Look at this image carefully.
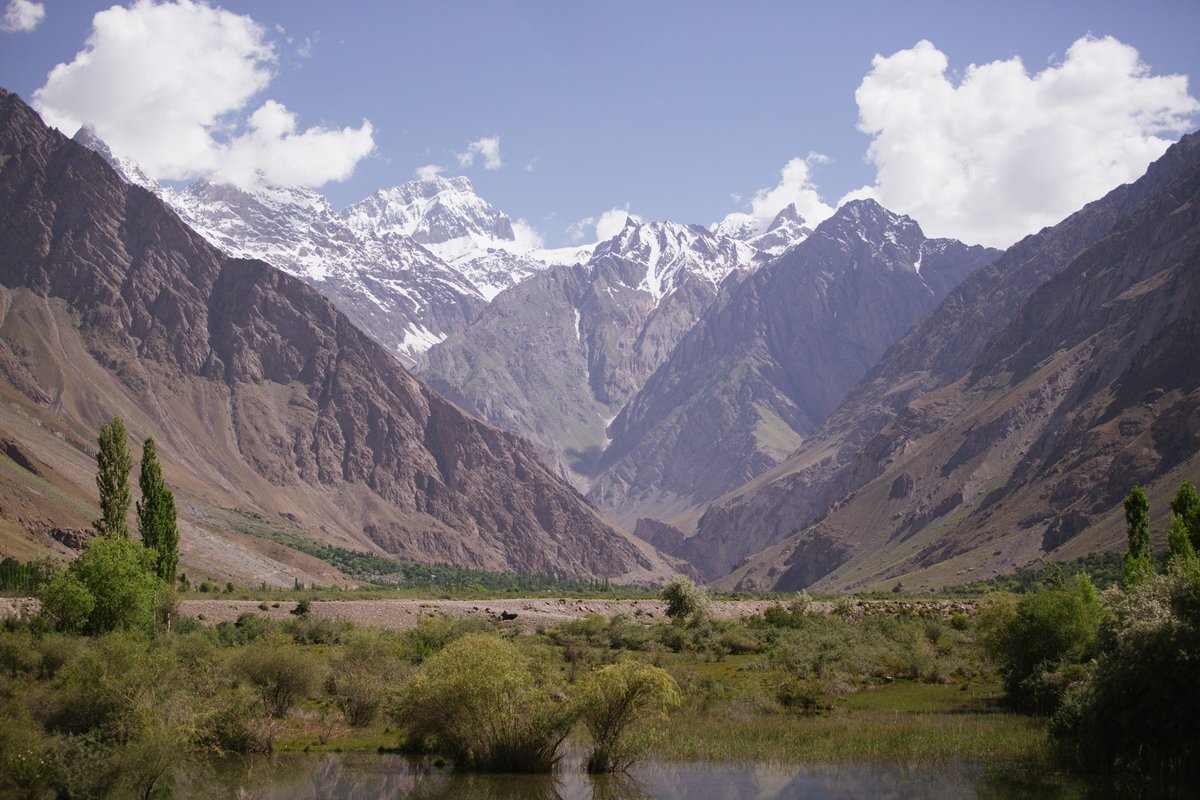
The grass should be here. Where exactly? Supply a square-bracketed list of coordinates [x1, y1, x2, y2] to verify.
[656, 677, 1044, 763]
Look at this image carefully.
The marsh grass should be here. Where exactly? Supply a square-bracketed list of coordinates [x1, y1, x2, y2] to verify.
[657, 679, 1044, 763]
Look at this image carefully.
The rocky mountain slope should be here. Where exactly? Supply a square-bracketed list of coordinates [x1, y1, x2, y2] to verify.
[0, 88, 679, 585]
[343, 176, 590, 300]
[590, 201, 998, 528]
[701, 132, 1200, 591]
[75, 132, 589, 367]
[420, 217, 767, 486]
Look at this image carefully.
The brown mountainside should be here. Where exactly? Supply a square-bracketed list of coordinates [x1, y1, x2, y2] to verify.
[704, 132, 1200, 591]
[589, 201, 997, 531]
[0, 88, 678, 585]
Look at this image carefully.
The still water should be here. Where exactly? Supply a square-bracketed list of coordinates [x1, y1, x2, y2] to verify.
[176, 753, 1096, 799]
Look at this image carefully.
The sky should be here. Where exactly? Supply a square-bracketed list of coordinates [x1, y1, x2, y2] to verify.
[1, 1, 1199, 248]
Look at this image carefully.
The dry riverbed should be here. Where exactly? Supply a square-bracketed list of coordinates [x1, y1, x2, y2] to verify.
[0, 596, 974, 633]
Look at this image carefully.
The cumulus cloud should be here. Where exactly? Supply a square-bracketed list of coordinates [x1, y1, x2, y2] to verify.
[511, 219, 545, 250]
[844, 36, 1200, 247]
[1, 0, 44, 32]
[457, 136, 503, 170]
[415, 163, 445, 180]
[567, 205, 641, 243]
[715, 153, 836, 237]
[32, 0, 374, 189]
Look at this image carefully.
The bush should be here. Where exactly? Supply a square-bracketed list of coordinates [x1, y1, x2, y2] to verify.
[980, 576, 1101, 712]
[394, 633, 573, 772]
[69, 536, 160, 634]
[774, 675, 833, 715]
[1051, 571, 1200, 777]
[574, 659, 680, 772]
[660, 576, 709, 624]
[232, 636, 321, 717]
[196, 685, 275, 754]
[38, 573, 95, 634]
[404, 614, 492, 662]
[327, 629, 407, 727]
[216, 612, 276, 645]
[42, 633, 178, 743]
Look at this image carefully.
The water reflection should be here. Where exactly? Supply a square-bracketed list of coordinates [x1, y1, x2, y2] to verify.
[178, 752, 1101, 800]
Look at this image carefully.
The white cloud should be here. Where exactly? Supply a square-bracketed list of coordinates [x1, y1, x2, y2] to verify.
[457, 136, 502, 170]
[511, 219, 545, 250]
[1, 0, 44, 32]
[715, 153, 835, 236]
[32, 0, 374, 189]
[567, 205, 641, 243]
[596, 207, 638, 241]
[415, 163, 445, 180]
[844, 36, 1200, 247]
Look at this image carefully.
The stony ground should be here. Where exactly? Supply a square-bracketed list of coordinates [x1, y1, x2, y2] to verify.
[1, 596, 976, 634]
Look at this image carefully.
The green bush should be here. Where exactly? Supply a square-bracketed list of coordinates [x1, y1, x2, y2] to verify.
[196, 685, 275, 754]
[38, 572, 95, 634]
[1051, 571, 1200, 777]
[232, 636, 322, 717]
[574, 659, 680, 773]
[404, 614, 492, 662]
[980, 576, 1101, 712]
[69, 536, 160, 634]
[394, 633, 573, 772]
[661, 576, 709, 624]
[41, 633, 179, 743]
[327, 629, 408, 727]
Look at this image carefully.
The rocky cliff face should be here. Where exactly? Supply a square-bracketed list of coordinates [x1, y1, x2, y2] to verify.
[0, 88, 678, 584]
[706, 132, 1200, 591]
[76, 128, 488, 367]
[590, 201, 997, 531]
[420, 219, 763, 487]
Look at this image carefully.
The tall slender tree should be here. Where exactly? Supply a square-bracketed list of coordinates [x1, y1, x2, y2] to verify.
[1122, 486, 1153, 588]
[137, 437, 178, 582]
[1166, 512, 1197, 568]
[1169, 480, 1200, 550]
[94, 416, 132, 538]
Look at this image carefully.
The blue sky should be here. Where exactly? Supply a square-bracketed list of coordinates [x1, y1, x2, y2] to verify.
[2, 1, 1199, 247]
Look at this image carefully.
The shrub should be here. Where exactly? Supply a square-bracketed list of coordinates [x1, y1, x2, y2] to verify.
[232, 636, 321, 717]
[328, 629, 407, 727]
[196, 686, 275, 754]
[404, 614, 492, 662]
[394, 633, 573, 772]
[774, 675, 833, 715]
[42, 633, 178, 743]
[980, 576, 1101, 711]
[660, 576, 709, 624]
[1051, 571, 1200, 777]
[69, 536, 160, 634]
[574, 659, 680, 772]
[0, 631, 41, 676]
[38, 572, 95, 634]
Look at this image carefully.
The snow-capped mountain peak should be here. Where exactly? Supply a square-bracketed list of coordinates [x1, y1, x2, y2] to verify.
[342, 175, 515, 248]
[594, 219, 756, 301]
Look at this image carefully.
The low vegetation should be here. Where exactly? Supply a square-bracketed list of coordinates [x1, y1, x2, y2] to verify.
[0, 419, 1194, 793]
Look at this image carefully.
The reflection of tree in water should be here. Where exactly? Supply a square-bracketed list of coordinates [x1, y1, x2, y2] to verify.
[588, 772, 652, 800]
[405, 771, 564, 800]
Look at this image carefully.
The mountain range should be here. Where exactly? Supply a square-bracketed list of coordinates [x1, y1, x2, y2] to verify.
[0, 88, 678, 586]
[3, 81, 1198, 593]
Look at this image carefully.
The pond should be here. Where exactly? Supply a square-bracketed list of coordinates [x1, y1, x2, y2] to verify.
[177, 753, 1098, 799]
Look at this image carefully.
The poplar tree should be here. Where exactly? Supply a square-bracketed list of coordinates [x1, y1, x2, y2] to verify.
[137, 437, 179, 582]
[1166, 512, 1197, 568]
[1122, 486, 1153, 588]
[1168, 480, 1200, 550]
[94, 416, 132, 538]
